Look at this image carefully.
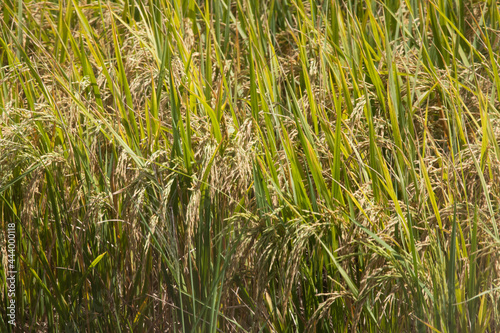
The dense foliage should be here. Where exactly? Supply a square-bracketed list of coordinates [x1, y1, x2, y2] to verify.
[1, 0, 500, 331]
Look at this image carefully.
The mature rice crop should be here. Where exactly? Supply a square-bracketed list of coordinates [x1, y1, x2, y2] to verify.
[1, 0, 500, 331]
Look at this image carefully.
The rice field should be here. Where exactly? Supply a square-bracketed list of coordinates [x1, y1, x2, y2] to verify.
[1, 0, 500, 331]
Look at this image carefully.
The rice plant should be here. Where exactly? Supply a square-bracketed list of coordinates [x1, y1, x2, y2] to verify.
[1, 0, 499, 331]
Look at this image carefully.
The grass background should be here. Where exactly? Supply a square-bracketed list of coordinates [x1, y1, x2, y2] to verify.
[1, 0, 500, 331]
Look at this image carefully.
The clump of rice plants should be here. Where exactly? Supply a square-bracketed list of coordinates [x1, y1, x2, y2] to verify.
[1, 0, 499, 331]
